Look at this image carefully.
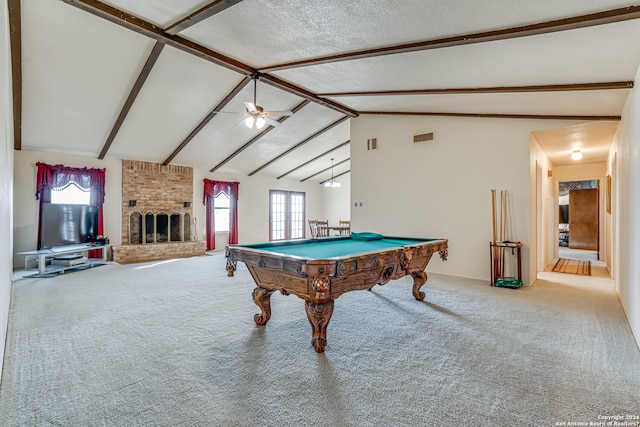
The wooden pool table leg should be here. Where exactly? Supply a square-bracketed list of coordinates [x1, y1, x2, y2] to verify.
[411, 271, 428, 301]
[304, 300, 335, 353]
[252, 287, 274, 325]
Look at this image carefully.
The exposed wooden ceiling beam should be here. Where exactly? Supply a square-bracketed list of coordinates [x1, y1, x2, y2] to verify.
[359, 111, 621, 121]
[277, 140, 350, 179]
[8, 0, 21, 150]
[248, 116, 349, 176]
[163, 76, 253, 166]
[259, 6, 640, 72]
[99, 41, 165, 159]
[318, 81, 635, 97]
[165, 0, 245, 35]
[60, 0, 357, 117]
[209, 100, 311, 173]
[301, 158, 350, 183]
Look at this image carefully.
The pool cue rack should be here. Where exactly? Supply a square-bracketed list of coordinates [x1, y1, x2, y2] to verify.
[489, 241, 523, 287]
[489, 189, 523, 287]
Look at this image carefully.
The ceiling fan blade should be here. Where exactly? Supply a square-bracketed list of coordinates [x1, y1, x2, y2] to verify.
[244, 102, 258, 114]
[262, 110, 294, 117]
[264, 117, 281, 127]
[235, 117, 249, 126]
[214, 110, 243, 116]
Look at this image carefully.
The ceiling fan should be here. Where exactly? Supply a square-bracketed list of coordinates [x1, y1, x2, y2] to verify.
[241, 77, 293, 129]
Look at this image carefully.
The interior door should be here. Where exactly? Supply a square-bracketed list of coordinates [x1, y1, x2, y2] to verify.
[569, 188, 598, 251]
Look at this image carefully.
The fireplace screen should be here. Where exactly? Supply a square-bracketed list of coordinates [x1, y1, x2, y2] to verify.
[129, 211, 191, 244]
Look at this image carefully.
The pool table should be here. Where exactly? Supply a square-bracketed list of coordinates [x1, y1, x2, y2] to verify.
[225, 235, 448, 352]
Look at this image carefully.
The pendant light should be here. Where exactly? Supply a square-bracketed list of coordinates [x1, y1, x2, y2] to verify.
[324, 158, 341, 188]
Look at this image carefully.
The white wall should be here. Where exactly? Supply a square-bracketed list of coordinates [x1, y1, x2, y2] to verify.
[529, 135, 554, 273]
[614, 63, 640, 349]
[1, 0, 14, 381]
[351, 114, 584, 284]
[320, 175, 350, 227]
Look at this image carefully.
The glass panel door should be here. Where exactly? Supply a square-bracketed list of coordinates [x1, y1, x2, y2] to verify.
[269, 190, 306, 241]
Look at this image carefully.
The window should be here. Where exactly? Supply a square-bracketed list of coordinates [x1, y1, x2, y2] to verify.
[214, 192, 230, 232]
[269, 190, 305, 241]
[50, 183, 91, 205]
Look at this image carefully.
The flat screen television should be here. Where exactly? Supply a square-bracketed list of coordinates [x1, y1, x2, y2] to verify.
[559, 204, 569, 224]
[40, 203, 99, 249]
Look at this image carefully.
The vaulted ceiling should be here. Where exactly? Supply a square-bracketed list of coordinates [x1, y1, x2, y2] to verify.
[10, 1, 640, 183]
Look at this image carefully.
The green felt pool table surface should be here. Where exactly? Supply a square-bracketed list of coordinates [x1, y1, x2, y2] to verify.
[234, 236, 436, 259]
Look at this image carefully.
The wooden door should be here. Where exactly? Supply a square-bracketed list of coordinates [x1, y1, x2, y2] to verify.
[568, 188, 598, 250]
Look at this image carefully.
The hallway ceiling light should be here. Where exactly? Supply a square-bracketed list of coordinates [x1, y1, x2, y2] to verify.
[571, 150, 583, 161]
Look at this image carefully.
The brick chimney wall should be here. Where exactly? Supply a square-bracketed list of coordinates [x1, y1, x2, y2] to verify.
[112, 160, 205, 263]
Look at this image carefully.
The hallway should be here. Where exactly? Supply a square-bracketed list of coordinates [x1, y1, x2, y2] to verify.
[538, 246, 613, 289]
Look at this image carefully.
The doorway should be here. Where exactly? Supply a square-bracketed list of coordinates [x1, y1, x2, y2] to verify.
[269, 190, 306, 241]
[558, 180, 600, 263]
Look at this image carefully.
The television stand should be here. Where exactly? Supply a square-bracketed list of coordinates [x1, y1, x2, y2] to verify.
[19, 244, 108, 276]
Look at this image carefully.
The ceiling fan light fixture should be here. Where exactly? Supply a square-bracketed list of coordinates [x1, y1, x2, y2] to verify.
[255, 117, 266, 129]
[571, 150, 582, 160]
[244, 116, 255, 128]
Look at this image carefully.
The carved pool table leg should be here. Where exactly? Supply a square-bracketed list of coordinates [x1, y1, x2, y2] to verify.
[252, 287, 274, 325]
[411, 271, 428, 301]
[304, 300, 335, 353]
[226, 259, 237, 277]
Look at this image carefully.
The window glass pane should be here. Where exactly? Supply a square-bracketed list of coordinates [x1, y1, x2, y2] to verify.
[271, 192, 285, 241]
[290, 193, 304, 239]
[51, 183, 91, 205]
[215, 208, 230, 232]
[214, 193, 230, 232]
[214, 192, 230, 208]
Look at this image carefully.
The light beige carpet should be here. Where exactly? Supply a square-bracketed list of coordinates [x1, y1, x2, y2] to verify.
[552, 257, 591, 275]
[1, 252, 639, 426]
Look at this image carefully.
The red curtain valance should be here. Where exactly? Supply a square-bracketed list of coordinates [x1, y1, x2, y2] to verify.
[36, 162, 106, 205]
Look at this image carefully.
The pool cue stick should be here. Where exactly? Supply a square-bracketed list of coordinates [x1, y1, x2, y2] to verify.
[500, 190, 506, 277]
[491, 189, 497, 284]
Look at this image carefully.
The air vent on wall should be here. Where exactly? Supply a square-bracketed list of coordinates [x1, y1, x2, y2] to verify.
[367, 138, 377, 150]
[413, 132, 435, 143]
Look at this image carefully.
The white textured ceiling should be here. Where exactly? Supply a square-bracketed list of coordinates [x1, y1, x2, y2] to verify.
[17, 0, 640, 184]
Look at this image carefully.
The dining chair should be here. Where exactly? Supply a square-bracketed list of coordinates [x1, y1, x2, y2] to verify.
[316, 220, 329, 237]
[339, 220, 350, 235]
[308, 219, 318, 238]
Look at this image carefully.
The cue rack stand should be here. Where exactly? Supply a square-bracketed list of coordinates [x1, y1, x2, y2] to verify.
[489, 189, 523, 288]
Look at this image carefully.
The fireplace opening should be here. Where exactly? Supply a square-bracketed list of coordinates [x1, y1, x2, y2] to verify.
[129, 211, 191, 244]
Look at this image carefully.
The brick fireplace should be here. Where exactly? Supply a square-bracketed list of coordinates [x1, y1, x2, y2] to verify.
[111, 160, 206, 264]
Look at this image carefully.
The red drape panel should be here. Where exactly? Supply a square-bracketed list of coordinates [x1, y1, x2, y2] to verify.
[36, 162, 106, 251]
[228, 182, 239, 245]
[203, 179, 239, 250]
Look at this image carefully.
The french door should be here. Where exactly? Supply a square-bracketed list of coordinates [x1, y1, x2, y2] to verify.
[269, 190, 305, 241]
